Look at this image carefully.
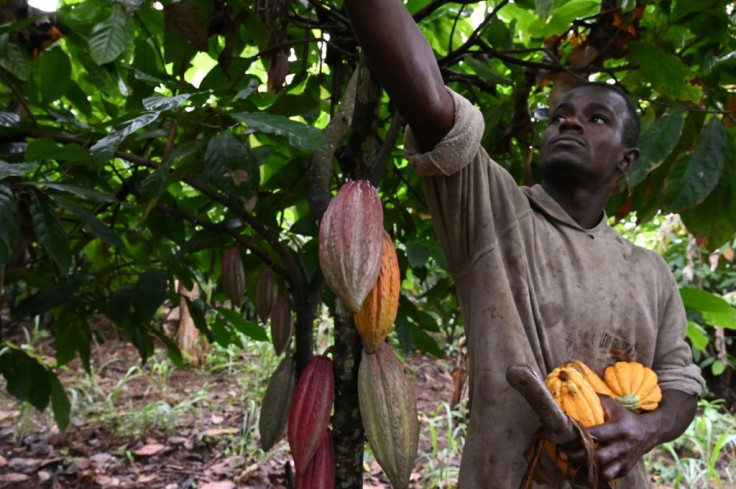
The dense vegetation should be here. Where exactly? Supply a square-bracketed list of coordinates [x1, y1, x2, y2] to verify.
[1, 0, 735, 486]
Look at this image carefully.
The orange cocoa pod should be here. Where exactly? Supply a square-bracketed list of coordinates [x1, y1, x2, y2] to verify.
[354, 232, 400, 353]
[318, 180, 384, 314]
[288, 355, 334, 475]
[221, 246, 245, 307]
[270, 294, 292, 356]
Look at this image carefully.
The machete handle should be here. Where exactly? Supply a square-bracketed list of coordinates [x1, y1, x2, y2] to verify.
[506, 363, 577, 445]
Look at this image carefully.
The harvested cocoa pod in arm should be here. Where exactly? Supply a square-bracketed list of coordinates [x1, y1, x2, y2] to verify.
[344, 0, 455, 151]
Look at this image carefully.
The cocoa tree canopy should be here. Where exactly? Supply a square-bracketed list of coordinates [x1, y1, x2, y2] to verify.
[0, 0, 734, 431]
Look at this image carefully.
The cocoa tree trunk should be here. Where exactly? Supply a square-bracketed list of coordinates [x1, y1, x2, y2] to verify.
[331, 58, 382, 489]
[332, 301, 365, 489]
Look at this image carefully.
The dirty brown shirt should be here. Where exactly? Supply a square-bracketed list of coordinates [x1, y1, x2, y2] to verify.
[404, 89, 705, 489]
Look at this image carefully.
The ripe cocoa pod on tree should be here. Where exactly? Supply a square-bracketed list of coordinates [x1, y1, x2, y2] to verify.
[358, 343, 419, 489]
[354, 231, 400, 353]
[318, 180, 384, 314]
[270, 294, 292, 356]
[259, 355, 297, 451]
[288, 355, 334, 475]
[295, 429, 336, 489]
[256, 267, 278, 324]
[221, 246, 245, 307]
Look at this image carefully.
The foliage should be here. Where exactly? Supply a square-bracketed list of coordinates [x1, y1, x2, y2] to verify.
[647, 399, 736, 488]
[0, 0, 735, 484]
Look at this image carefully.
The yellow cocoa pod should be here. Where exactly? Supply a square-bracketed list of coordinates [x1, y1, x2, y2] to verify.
[561, 360, 616, 398]
[354, 231, 400, 354]
[603, 361, 662, 412]
[545, 365, 606, 428]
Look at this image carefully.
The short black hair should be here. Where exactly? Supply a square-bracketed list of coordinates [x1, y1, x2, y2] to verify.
[567, 82, 641, 147]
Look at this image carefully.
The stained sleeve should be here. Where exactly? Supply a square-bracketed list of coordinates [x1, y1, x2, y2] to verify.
[652, 257, 706, 395]
[403, 88, 529, 276]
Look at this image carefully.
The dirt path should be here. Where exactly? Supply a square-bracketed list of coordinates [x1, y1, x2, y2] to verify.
[0, 336, 460, 489]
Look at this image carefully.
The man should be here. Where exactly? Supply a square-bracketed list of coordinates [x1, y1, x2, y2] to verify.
[344, 1, 705, 488]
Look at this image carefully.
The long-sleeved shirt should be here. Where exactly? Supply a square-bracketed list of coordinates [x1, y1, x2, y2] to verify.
[405, 88, 705, 489]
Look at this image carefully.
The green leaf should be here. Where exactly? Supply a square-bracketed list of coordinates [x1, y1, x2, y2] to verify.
[231, 112, 328, 152]
[0, 43, 32, 81]
[150, 326, 185, 369]
[142, 94, 192, 111]
[90, 112, 161, 161]
[217, 307, 269, 342]
[203, 134, 259, 199]
[26, 138, 94, 164]
[535, 0, 554, 21]
[0, 161, 35, 180]
[529, 0, 598, 37]
[628, 41, 702, 102]
[410, 323, 444, 358]
[0, 112, 21, 128]
[680, 287, 736, 330]
[0, 183, 19, 268]
[0, 350, 51, 411]
[664, 118, 730, 212]
[132, 269, 168, 325]
[49, 373, 71, 431]
[59, 200, 126, 249]
[628, 107, 686, 187]
[35, 48, 72, 103]
[406, 242, 429, 268]
[24, 182, 117, 203]
[89, 4, 128, 65]
[686, 320, 709, 352]
[30, 191, 71, 273]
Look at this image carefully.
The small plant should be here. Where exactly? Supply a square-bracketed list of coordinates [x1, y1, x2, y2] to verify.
[647, 398, 736, 488]
[415, 401, 467, 489]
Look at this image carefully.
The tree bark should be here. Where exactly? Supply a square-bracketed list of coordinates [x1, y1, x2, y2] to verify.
[331, 57, 382, 489]
[332, 300, 365, 489]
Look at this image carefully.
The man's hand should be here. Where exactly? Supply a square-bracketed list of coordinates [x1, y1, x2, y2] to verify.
[562, 390, 698, 481]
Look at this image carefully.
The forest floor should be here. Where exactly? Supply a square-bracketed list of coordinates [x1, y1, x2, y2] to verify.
[0, 329, 462, 489]
[1, 326, 734, 488]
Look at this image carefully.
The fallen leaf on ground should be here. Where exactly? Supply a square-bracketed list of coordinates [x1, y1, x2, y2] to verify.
[200, 482, 236, 489]
[132, 444, 166, 456]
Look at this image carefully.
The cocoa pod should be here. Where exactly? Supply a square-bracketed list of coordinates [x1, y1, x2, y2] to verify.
[259, 355, 297, 451]
[288, 355, 334, 475]
[358, 343, 419, 489]
[256, 267, 278, 324]
[295, 430, 336, 489]
[318, 180, 384, 314]
[270, 294, 292, 355]
[354, 232, 400, 353]
[221, 246, 245, 307]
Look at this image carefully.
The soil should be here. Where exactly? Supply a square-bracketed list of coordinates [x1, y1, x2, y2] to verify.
[0, 330, 461, 489]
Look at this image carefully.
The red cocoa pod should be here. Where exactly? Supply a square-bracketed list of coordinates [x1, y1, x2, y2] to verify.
[256, 267, 278, 324]
[270, 294, 292, 355]
[259, 355, 297, 451]
[288, 355, 334, 475]
[221, 246, 245, 307]
[354, 232, 400, 353]
[358, 343, 419, 489]
[295, 430, 336, 489]
[318, 180, 384, 314]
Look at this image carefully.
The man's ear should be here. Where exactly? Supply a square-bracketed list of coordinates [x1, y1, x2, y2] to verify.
[618, 147, 640, 173]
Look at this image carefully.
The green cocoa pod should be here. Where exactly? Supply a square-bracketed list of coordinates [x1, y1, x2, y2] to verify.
[358, 343, 419, 489]
[259, 355, 296, 451]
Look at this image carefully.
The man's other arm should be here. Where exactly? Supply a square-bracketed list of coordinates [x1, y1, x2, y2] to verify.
[344, 0, 455, 152]
[566, 389, 697, 481]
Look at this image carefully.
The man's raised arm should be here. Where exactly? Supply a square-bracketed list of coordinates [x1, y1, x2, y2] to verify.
[344, 0, 456, 152]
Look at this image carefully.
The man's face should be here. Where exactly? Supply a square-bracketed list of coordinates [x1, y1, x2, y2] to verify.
[539, 85, 636, 189]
